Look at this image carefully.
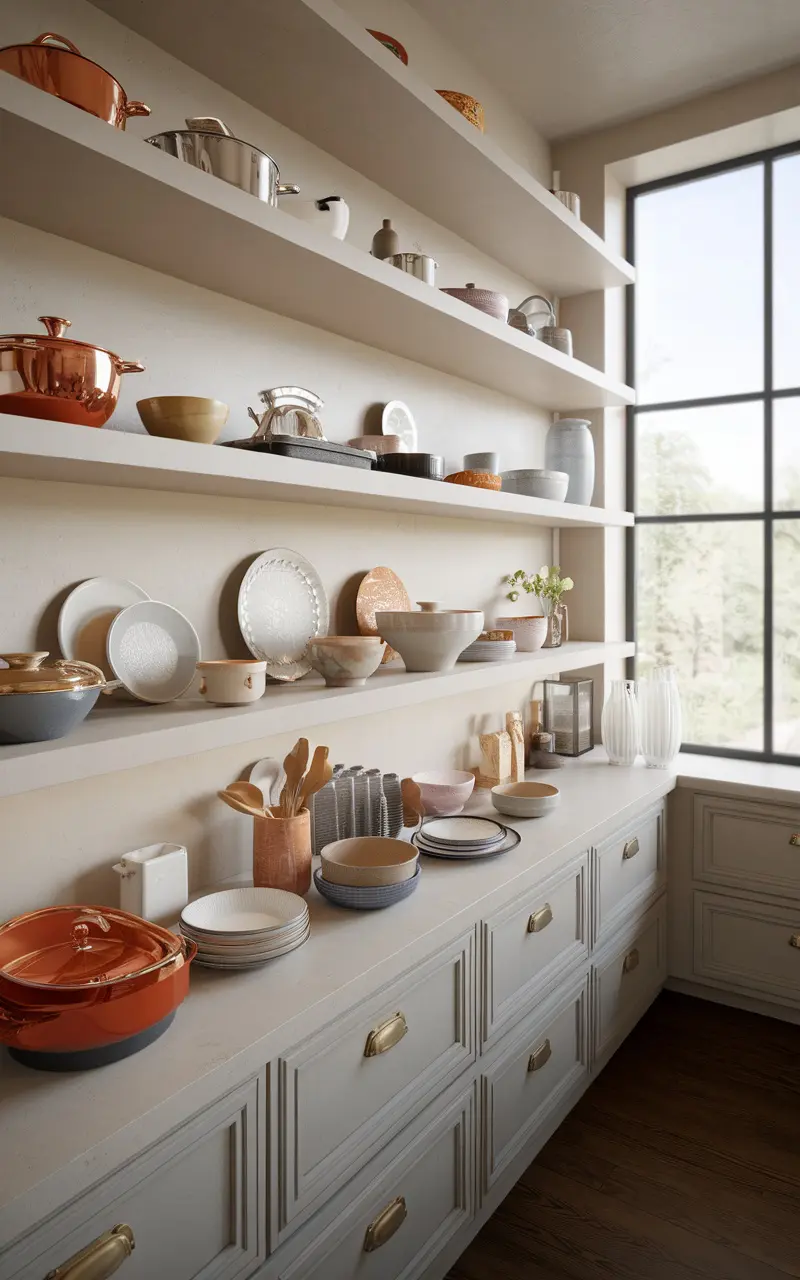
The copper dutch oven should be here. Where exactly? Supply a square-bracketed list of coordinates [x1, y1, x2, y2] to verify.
[0, 906, 196, 1071]
[0, 32, 150, 129]
[0, 316, 145, 427]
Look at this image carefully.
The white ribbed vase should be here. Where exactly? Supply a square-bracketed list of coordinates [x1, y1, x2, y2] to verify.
[601, 679, 640, 766]
[639, 666, 682, 769]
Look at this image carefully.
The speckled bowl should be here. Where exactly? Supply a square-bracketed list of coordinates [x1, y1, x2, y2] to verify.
[307, 636, 386, 687]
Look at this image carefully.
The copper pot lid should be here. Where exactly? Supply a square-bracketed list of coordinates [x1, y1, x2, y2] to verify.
[0, 653, 106, 695]
[0, 32, 128, 91]
[0, 317, 145, 372]
[0, 907, 184, 990]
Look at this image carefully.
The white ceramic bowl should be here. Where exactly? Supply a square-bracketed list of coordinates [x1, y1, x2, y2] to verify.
[501, 469, 569, 502]
[495, 615, 548, 653]
[307, 635, 386, 687]
[412, 769, 475, 817]
[491, 781, 561, 818]
[196, 659, 267, 705]
[375, 610, 484, 672]
[320, 836, 418, 887]
[107, 600, 201, 703]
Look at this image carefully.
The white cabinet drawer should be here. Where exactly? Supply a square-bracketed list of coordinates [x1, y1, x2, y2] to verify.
[694, 795, 800, 898]
[593, 897, 666, 1062]
[482, 853, 588, 1045]
[276, 1085, 474, 1280]
[594, 803, 664, 947]
[694, 890, 800, 1004]
[277, 932, 474, 1236]
[482, 973, 589, 1192]
[6, 1078, 261, 1280]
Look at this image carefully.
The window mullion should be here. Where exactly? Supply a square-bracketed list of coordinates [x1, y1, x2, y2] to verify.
[764, 158, 774, 757]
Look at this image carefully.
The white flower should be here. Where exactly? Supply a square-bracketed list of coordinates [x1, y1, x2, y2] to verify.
[562, 577, 574, 591]
[539, 564, 550, 578]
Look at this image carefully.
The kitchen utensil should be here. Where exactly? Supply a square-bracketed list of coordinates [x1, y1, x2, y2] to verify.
[508, 294, 555, 336]
[387, 253, 438, 285]
[300, 745, 332, 808]
[246, 387, 324, 440]
[400, 776, 423, 827]
[411, 770, 475, 817]
[441, 283, 508, 322]
[314, 865, 420, 910]
[436, 90, 484, 131]
[307, 636, 386, 687]
[253, 809, 311, 894]
[444, 470, 501, 491]
[347, 434, 406, 455]
[280, 737, 310, 817]
[464, 451, 499, 473]
[197, 659, 266, 705]
[376, 452, 444, 481]
[227, 780, 267, 811]
[539, 325, 573, 357]
[58, 577, 150, 680]
[107, 601, 200, 703]
[367, 30, 408, 63]
[146, 117, 299, 206]
[0, 32, 150, 128]
[0, 906, 194, 1070]
[371, 218, 400, 259]
[320, 836, 417, 887]
[413, 826, 520, 860]
[247, 757, 286, 807]
[238, 547, 329, 682]
[136, 396, 229, 444]
[375, 609, 483, 672]
[491, 781, 561, 818]
[0, 316, 145, 427]
[0, 653, 109, 745]
[112, 843, 188, 922]
[218, 789, 266, 820]
[495, 615, 548, 653]
[500, 469, 569, 501]
[356, 567, 411, 664]
[380, 400, 417, 449]
[290, 195, 350, 239]
[551, 189, 581, 218]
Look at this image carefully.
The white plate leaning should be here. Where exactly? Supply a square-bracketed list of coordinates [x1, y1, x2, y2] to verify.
[238, 547, 329, 682]
[181, 887, 308, 935]
[107, 600, 200, 703]
[381, 400, 418, 451]
[58, 577, 150, 679]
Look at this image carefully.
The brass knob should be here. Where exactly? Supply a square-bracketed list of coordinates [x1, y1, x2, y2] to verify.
[364, 1011, 407, 1057]
[527, 903, 553, 933]
[790, 834, 800, 847]
[527, 1038, 552, 1072]
[364, 1196, 407, 1252]
[623, 837, 640, 860]
[623, 947, 640, 974]
[789, 934, 800, 949]
[45, 1224, 134, 1280]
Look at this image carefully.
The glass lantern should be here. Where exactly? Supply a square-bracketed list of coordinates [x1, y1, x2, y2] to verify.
[543, 677, 594, 756]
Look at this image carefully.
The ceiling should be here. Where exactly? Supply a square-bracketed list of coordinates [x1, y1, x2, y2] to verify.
[406, 0, 800, 140]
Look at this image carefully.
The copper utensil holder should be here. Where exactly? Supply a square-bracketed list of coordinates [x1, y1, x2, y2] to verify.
[253, 809, 311, 895]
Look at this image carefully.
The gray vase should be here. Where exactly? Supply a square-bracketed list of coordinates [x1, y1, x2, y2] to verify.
[544, 418, 595, 505]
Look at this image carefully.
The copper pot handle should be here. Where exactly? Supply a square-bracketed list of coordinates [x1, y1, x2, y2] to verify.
[33, 33, 82, 54]
[278, 184, 300, 195]
[124, 101, 152, 119]
[115, 360, 146, 375]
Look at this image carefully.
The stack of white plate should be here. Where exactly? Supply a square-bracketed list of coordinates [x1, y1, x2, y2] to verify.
[459, 639, 516, 663]
[180, 887, 310, 969]
[412, 817, 520, 860]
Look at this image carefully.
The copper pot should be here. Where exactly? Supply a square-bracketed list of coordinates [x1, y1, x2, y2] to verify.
[0, 316, 145, 427]
[0, 906, 195, 1070]
[0, 32, 150, 129]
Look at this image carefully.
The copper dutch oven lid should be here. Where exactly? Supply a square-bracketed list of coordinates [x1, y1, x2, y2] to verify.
[0, 652, 106, 695]
[0, 906, 184, 991]
[0, 33, 151, 113]
[0, 317, 145, 374]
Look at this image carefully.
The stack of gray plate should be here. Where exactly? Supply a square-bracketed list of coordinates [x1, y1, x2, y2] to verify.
[179, 887, 309, 969]
[459, 638, 516, 662]
[412, 816, 520, 860]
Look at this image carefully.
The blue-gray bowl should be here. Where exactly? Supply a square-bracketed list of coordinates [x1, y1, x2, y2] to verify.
[314, 864, 421, 910]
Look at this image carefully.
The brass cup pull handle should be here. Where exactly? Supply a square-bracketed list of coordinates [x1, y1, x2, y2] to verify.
[364, 1196, 407, 1252]
[527, 1038, 552, 1073]
[527, 903, 553, 933]
[790, 834, 800, 847]
[789, 934, 800, 949]
[364, 1011, 408, 1057]
[45, 1224, 134, 1280]
[623, 947, 640, 974]
[623, 837, 640, 860]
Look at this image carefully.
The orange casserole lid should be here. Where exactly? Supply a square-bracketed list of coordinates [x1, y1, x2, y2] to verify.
[0, 907, 183, 989]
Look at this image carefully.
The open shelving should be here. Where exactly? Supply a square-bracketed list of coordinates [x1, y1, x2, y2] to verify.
[0, 418, 634, 530]
[92, 0, 634, 295]
[0, 642, 634, 798]
[0, 77, 633, 412]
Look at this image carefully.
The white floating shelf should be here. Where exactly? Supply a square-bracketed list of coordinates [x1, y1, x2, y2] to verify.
[92, 0, 634, 296]
[0, 78, 633, 412]
[0, 418, 634, 530]
[0, 643, 634, 798]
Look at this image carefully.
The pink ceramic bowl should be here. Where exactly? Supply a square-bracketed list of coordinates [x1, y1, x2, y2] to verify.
[495, 615, 548, 653]
[412, 769, 475, 817]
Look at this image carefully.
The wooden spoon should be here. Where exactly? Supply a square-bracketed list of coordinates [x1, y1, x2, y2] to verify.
[227, 780, 266, 812]
[279, 738, 309, 817]
[400, 777, 424, 828]
[299, 745, 332, 810]
[217, 789, 267, 820]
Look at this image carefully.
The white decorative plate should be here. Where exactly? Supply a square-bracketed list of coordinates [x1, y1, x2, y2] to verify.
[421, 816, 506, 845]
[58, 577, 150, 679]
[181, 887, 308, 935]
[414, 828, 520, 859]
[107, 600, 200, 703]
[381, 400, 418, 451]
[238, 547, 329, 682]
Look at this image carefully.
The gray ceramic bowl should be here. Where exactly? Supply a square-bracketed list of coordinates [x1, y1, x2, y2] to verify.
[500, 469, 569, 501]
[0, 686, 101, 745]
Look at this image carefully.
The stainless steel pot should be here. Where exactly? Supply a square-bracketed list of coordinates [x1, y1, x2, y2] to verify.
[146, 117, 299, 206]
[387, 253, 437, 286]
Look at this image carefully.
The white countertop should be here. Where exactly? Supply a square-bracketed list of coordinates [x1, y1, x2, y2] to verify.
[675, 751, 800, 802]
[0, 752, 675, 1246]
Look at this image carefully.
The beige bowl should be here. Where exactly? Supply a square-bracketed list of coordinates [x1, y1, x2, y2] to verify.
[307, 636, 386, 687]
[491, 781, 561, 818]
[320, 837, 418, 886]
[137, 396, 229, 444]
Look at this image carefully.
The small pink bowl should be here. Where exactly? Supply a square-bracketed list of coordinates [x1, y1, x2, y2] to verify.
[412, 769, 475, 817]
[495, 616, 548, 653]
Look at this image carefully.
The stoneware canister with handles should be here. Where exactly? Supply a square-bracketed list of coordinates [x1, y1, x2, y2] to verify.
[196, 659, 267, 705]
[544, 417, 595, 506]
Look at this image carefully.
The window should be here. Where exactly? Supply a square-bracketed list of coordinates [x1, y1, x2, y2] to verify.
[628, 146, 800, 762]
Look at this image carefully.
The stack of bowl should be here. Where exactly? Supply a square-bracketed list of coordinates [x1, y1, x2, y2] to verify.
[179, 887, 310, 969]
[315, 836, 419, 909]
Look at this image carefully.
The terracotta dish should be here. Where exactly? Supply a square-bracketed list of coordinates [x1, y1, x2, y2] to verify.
[0, 32, 150, 128]
[356, 567, 411, 664]
[441, 283, 509, 323]
[436, 90, 484, 132]
[0, 906, 195, 1070]
[137, 396, 229, 444]
[444, 470, 502, 491]
[367, 30, 409, 64]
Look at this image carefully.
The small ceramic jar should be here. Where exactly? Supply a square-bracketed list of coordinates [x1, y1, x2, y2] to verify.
[196, 659, 267, 705]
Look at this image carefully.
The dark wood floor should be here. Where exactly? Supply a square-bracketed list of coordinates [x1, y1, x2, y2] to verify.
[448, 992, 800, 1279]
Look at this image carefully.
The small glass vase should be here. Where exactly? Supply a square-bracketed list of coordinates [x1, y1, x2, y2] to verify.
[601, 679, 639, 765]
[639, 666, 682, 768]
[541, 602, 568, 649]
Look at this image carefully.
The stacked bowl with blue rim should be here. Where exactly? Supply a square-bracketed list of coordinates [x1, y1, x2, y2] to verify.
[315, 836, 420, 909]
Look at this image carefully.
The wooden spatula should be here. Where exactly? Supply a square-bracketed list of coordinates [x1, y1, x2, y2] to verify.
[279, 738, 309, 817]
[299, 745, 332, 810]
[227, 780, 267, 813]
[217, 789, 267, 820]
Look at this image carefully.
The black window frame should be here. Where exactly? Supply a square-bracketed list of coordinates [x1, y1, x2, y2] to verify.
[626, 139, 800, 765]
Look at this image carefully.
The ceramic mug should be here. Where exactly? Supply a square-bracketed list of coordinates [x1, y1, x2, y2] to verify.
[196, 659, 267, 705]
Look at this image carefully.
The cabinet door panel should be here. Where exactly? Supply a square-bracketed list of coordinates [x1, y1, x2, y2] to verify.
[594, 803, 664, 947]
[593, 897, 667, 1062]
[693, 794, 800, 898]
[694, 890, 800, 1002]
